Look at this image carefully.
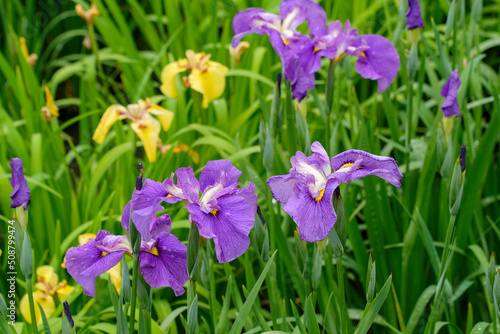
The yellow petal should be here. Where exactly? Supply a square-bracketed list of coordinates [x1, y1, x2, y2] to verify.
[78, 233, 97, 245]
[21, 291, 55, 324]
[20, 37, 29, 59]
[146, 104, 174, 131]
[56, 282, 75, 301]
[92, 105, 128, 144]
[44, 87, 59, 118]
[160, 59, 188, 98]
[108, 262, 122, 294]
[131, 114, 161, 162]
[36, 266, 59, 289]
[188, 61, 228, 108]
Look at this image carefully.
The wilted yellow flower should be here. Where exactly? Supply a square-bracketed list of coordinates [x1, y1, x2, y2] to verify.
[161, 50, 228, 108]
[92, 98, 174, 162]
[230, 41, 250, 65]
[21, 291, 55, 324]
[21, 266, 74, 324]
[158, 142, 200, 164]
[76, 3, 100, 25]
[19, 37, 38, 66]
[41, 87, 59, 121]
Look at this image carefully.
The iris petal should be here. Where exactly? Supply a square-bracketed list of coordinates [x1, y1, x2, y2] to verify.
[92, 104, 128, 144]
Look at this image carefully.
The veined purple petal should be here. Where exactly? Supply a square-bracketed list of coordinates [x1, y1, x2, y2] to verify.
[354, 35, 400, 92]
[282, 178, 340, 242]
[162, 167, 200, 204]
[331, 149, 404, 187]
[267, 174, 298, 203]
[9, 158, 31, 209]
[279, 0, 326, 37]
[231, 8, 281, 48]
[121, 201, 132, 231]
[309, 141, 331, 176]
[131, 179, 168, 209]
[186, 190, 256, 263]
[199, 160, 242, 192]
[139, 232, 188, 296]
[65, 231, 128, 297]
[150, 214, 172, 236]
[406, 0, 425, 30]
[441, 70, 461, 117]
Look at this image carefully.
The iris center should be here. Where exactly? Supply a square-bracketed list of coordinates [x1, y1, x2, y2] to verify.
[145, 247, 159, 256]
[315, 188, 325, 203]
[210, 209, 219, 216]
[100, 251, 109, 257]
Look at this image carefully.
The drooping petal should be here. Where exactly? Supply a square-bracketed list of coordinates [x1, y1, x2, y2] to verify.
[144, 101, 175, 131]
[20, 291, 55, 324]
[188, 61, 228, 108]
[121, 201, 132, 232]
[92, 105, 128, 144]
[150, 214, 172, 237]
[199, 160, 242, 192]
[282, 178, 340, 242]
[354, 35, 400, 92]
[406, 0, 425, 30]
[65, 237, 124, 297]
[9, 157, 31, 209]
[231, 8, 281, 47]
[330, 149, 404, 187]
[94, 230, 131, 253]
[186, 192, 256, 263]
[441, 70, 461, 117]
[139, 232, 188, 296]
[267, 174, 298, 203]
[160, 59, 188, 98]
[130, 113, 161, 162]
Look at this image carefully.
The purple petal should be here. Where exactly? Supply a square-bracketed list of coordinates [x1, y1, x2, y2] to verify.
[150, 214, 172, 236]
[282, 178, 340, 242]
[94, 230, 131, 253]
[139, 232, 188, 296]
[174, 167, 200, 203]
[231, 8, 281, 47]
[9, 158, 31, 209]
[121, 201, 132, 232]
[406, 0, 425, 30]
[309, 141, 331, 175]
[267, 175, 298, 203]
[65, 238, 124, 297]
[199, 160, 242, 192]
[131, 179, 168, 210]
[186, 193, 256, 263]
[354, 35, 400, 92]
[440, 70, 461, 117]
[331, 149, 404, 187]
[279, 0, 327, 37]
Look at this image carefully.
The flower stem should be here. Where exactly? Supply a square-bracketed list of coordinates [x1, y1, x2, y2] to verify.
[26, 277, 38, 334]
[325, 60, 336, 155]
[129, 224, 141, 333]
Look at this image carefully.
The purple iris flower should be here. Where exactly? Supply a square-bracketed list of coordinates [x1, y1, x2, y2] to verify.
[313, 20, 400, 92]
[185, 160, 258, 263]
[441, 70, 462, 117]
[330, 149, 404, 187]
[267, 142, 403, 242]
[231, 0, 326, 101]
[406, 0, 425, 30]
[9, 158, 31, 210]
[139, 231, 188, 296]
[122, 167, 199, 240]
[65, 230, 131, 297]
[267, 142, 341, 242]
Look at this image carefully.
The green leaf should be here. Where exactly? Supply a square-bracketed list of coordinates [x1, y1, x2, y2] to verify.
[354, 275, 392, 334]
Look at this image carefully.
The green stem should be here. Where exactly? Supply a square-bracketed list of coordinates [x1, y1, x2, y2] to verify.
[129, 221, 141, 334]
[337, 257, 348, 334]
[26, 277, 38, 334]
[325, 60, 336, 154]
[284, 81, 297, 153]
[440, 214, 456, 275]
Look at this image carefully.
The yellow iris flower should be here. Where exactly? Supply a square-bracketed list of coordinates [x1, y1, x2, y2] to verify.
[161, 50, 228, 108]
[158, 142, 200, 164]
[92, 98, 174, 162]
[41, 87, 59, 121]
[20, 266, 74, 324]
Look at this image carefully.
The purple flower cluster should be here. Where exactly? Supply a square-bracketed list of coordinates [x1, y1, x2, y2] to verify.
[231, 0, 400, 101]
[65, 160, 257, 297]
[267, 142, 403, 242]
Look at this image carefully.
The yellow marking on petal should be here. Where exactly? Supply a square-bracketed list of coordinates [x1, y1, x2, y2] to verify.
[166, 194, 173, 197]
[359, 52, 367, 58]
[315, 188, 325, 203]
[144, 247, 160, 256]
[21, 291, 55, 324]
[92, 104, 128, 144]
[210, 209, 219, 216]
[79, 233, 97, 245]
[131, 114, 161, 162]
[160, 60, 188, 98]
[313, 47, 320, 52]
[44, 87, 59, 118]
[340, 162, 354, 169]
[188, 61, 228, 108]
[101, 251, 109, 257]
[282, 37, 290, 45]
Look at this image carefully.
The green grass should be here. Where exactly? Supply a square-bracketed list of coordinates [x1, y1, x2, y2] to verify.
[1, 0, 500, 333]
